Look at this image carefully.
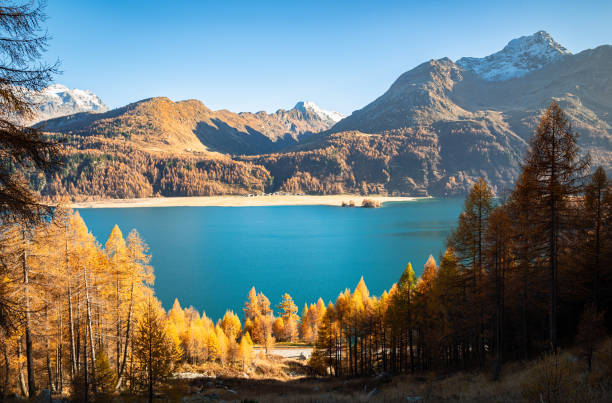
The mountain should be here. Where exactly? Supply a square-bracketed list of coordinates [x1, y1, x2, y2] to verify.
[292, 101, 345, 126]
[456, 30, 571, 81]
[35, 31, 612, 200]
[322, 31, 612, 195]
[26, 84, 108, 125]
[39, 97, 342, 155]
[35, 97, 342, 200]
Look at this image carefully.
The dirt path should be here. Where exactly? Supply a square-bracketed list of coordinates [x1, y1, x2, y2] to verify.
[254, 346, 313, 359]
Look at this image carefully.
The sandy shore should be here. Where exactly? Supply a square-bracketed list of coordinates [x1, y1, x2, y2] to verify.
[71, 194, 426, 209]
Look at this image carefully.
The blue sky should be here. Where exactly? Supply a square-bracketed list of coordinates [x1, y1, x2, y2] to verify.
[45, 0, 611, 114]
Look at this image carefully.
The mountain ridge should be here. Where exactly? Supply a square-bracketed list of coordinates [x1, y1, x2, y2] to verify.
[35, 31, 612, 199]
[38, 96, 344, 156]
[26, 84, 108, 125]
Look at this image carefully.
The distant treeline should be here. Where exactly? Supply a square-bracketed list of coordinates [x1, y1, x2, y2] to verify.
[35, 128, 484, 201]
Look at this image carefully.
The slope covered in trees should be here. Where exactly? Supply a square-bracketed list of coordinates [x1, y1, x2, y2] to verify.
[2, 103, 611, 401]
[30, 32, 612, 200]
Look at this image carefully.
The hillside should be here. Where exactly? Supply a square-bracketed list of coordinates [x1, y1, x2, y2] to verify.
[36, 97, 344, 200]
[39, 97, 342, 155]
[35, 31, 612, 199]
[326, 32, 612, 195]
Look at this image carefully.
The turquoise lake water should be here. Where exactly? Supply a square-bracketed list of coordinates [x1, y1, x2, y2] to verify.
[78, 198, 463, 321]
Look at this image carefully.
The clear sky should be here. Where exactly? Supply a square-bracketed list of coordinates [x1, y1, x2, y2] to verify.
[45, 0, 611, 114]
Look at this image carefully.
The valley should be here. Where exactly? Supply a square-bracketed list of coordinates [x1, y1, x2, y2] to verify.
[32, 31, 612, 200]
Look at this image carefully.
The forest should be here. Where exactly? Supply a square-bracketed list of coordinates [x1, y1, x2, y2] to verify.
[0, 2, 611, 401]
[0, 103, 610, 402]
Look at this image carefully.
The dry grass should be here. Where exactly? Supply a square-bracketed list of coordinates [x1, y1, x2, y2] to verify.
[164, 338, 612, 402]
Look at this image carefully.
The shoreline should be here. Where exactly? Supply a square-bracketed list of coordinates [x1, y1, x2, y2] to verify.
[71, 194, 429, 209]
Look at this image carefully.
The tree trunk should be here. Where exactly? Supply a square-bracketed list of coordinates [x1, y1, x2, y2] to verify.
[148, 328, 153, 403]
[549, 126, 558, 353]
[22, 236, 36, 398]
[594, 185, 601, 310]
[84, 266, 96, 392]
[116, 282, 134, 390]
[45, 306, 54, 391]
[83, 330, 88, 403]
[66, 230, 77, 379]
[17, 339, 27, 397]
[116, 273, 122, 377]
[57, 303, 63, 393]
[1, 336, 9, 400]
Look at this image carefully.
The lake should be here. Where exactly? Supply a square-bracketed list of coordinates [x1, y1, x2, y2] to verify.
[78, 198, 464, 321]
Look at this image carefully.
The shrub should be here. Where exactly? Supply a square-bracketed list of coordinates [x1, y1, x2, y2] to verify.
[521, 352, 580, 403]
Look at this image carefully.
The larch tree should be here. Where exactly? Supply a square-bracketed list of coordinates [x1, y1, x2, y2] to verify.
[105, 225, 130, 376]
[131, 298, 178, 403]
[115, 229, 153, 390]
[238, 332, 253, 368]
[277, 293, 299, 341]
[448, 177, 495, 367]
[485, 206, 512, 378]
[395, 263, 417, 372]
[0, 0, 60, 225]
[582, 166, 610, 311]
[219, 310, 242, 341]
[522, 101, 589, 351]
[507, 168, 541, 359]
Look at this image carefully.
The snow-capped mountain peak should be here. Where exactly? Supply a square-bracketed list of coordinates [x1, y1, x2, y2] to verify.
[294, 101, 345, 123]
[456, 31, 571, 81]
[27, 84, 108, 125]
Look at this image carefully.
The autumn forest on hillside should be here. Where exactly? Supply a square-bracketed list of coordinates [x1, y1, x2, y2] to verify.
[1, 1, 612, 402]
[1, 103, 611, 402]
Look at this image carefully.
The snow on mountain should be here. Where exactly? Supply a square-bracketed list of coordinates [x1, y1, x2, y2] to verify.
[293, 101, 345, 124]
[457, 31, 571, 81]
[27, 84, 108, 125]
